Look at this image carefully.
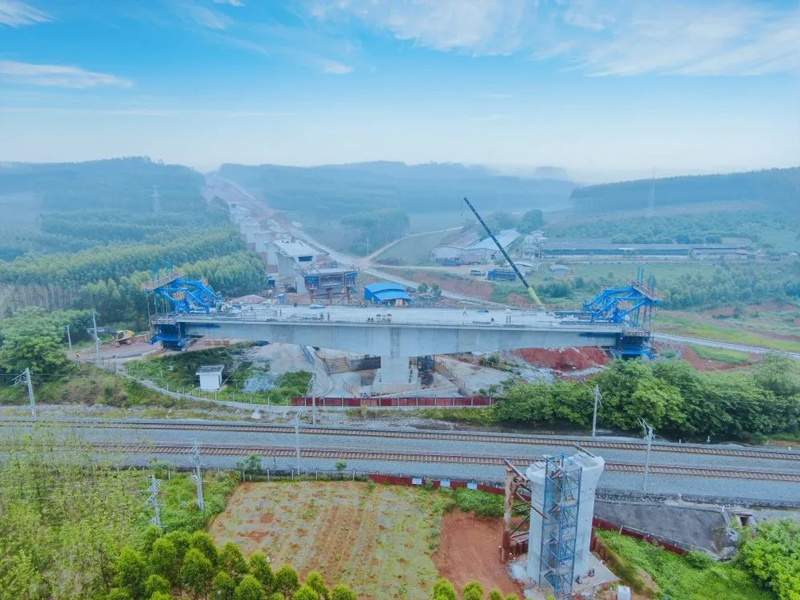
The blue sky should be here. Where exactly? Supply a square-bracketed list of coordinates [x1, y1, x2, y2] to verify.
[0, 0, 798, 179]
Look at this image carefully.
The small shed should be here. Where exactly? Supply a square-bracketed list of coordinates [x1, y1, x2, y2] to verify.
[364, 282, 412, 306]
[196, 365, 224, 391]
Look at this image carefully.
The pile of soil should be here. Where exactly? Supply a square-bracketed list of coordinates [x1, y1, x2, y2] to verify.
[433, 511, 524, 597]
[513, 347, 610, 372]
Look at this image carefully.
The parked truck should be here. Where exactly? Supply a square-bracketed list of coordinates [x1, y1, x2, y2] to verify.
[487, 268, 517, 281]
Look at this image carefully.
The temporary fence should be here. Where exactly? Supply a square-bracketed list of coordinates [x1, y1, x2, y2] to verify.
[290, 396, 499, 408]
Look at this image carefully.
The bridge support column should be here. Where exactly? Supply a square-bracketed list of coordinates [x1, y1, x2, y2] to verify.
[374, 355, 417, 393]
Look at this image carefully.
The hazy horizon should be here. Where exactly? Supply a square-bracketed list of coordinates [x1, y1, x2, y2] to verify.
[1, 0, 799, 175]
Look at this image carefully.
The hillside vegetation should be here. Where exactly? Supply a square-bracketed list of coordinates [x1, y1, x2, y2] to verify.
[571, 167, 800, 214]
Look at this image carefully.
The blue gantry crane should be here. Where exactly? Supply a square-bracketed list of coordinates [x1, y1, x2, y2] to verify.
[143, 270, 223, 349]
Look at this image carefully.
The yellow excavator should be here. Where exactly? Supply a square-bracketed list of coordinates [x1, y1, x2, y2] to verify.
[462, 196, 544, 308]
[114, 330, 135, 345]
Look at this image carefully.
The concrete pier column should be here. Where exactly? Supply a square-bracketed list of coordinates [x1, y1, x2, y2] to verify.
[376, 355, 410, 384]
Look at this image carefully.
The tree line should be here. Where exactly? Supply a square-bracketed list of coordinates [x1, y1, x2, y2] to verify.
[109, 529, 358, 600]
[496, 355, 800, 441]
[571, 167, 800, 214]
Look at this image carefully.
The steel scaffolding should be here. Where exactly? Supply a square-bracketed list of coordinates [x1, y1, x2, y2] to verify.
[539, 455, 583, 600]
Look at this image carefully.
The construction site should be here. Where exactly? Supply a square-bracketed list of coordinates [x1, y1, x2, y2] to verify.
[136, 191, 660, 400]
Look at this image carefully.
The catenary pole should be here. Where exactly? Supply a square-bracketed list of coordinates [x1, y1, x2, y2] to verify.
[592, 385, 602, 437]
[639, 418, 654, 492]
[191, 438, 205, 510]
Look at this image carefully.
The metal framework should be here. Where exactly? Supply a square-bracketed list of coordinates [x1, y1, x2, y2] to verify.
[539, 454, 583, 600]
[143, 270, 222, 314]
[502, 460, 537, 561]
[581, 269, 659, 328]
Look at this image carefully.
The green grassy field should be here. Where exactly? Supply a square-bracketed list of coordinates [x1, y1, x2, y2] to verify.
[597, 530, 774, 600]
[658, 311, 800, 353]
[688, 345, 752, 364]
[374, 229, 455, 265]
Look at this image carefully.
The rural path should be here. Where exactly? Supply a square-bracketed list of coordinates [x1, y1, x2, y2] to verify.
[363, 226, 461, 262]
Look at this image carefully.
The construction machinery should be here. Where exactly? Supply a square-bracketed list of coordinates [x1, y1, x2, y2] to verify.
[462, 196, 544, 308]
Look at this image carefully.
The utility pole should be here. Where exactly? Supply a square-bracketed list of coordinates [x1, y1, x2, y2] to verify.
[148, 475, 162, 528]
[65, 324, 72, 353]
[14, 368, 36, 417]
[152, 185, 161, 214]
[294, 412, 301, 473]
[592, 385, 602, 437]
[91, 310, 100, 365]
[191, 438, 205, 511]
[639, 418, 655, 492]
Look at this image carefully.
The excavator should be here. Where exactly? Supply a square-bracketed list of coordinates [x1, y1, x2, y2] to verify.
[88, 327, 136, 345]
[462, 196, 545, 308]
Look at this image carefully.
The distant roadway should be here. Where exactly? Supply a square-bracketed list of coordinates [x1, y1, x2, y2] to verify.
[211, 176, 800, 359]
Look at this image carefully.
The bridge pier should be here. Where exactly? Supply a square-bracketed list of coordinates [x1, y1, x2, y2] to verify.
[374, 355, 417, 393]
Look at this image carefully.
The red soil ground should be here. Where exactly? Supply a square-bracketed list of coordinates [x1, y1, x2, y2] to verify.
[675, 345, 756, 372]
[433, 511, 524, 597]
[514, 347, 610, 372]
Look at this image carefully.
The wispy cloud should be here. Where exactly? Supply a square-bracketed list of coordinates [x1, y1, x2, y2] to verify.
[321, 60, 352, 75]
[311, 0, 800, 76]
[179, 1, 231, 30]
[0, 61, 132, 89]
[0, 0, 50, 27]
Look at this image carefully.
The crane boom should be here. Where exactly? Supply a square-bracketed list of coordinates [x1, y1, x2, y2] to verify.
[462, 196, 544, 308]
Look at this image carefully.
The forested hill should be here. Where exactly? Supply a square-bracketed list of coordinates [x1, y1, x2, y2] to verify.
[217, 161, 576, 215]
[0, 156, 205, 212]
[571, 167, 800, 214]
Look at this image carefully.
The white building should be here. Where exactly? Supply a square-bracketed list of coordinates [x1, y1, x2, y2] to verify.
[196, 365, 224, 391]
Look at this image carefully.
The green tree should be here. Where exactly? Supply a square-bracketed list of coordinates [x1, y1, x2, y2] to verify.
[740, 519, 800, 600]
[519, 209, 544, 233]
[249, 553, 274, 593]
[0, 307, 69, 374]
[141, 525, 162, 556]
[213, 571, 237, 600]
[274, 565, 300, 597]
[293, 584, 320, 600]
[117, 547, 148, 600]
[149, 538, 179, 584]
[462, 581, 484, 600]
[235, 575, 266, 600]
[417, 282, 429, 294]
[305, 571, 329, 600]
[189, 531, 218, 565]
[145, 574, 171, 597]
[181, 548, 214, 600]
[149, 593, 174, 600]
[487, 591, 504, 600]
[268, 594, 284, 600]
[335, 461, 347, 474]
[164, 531, 191, 563]
[430, 283, 442, 298]
[433, 578, 457, 600]
[219, 542, 249, 582]
[330, 583, 357, 600]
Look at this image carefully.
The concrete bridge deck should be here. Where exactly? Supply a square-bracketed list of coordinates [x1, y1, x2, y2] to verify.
[158, 305, 627, 357]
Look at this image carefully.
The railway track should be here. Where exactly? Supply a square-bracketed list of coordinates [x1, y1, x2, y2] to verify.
[94, 442, 800, 483]
[75, 444, 800, 483]
[5, 418, 799, 462]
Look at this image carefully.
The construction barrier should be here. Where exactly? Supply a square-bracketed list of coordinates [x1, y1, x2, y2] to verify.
[290, 396, 499, 408]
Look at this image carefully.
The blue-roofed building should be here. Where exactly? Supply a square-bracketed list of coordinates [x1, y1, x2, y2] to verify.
[364, 282, 412, 306]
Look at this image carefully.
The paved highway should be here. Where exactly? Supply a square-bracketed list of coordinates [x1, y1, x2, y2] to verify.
[3, 418, 798, 504]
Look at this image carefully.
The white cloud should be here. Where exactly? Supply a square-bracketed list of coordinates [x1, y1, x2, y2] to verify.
[312, 0, 532, 55]
[322, 61, 352, 74]
[0, 61, 132, 89]
[180, 2, 231, 29]
[213, 0, 243, 5]
[0, 0, 50, 26]
[311, 0, 800, 76]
